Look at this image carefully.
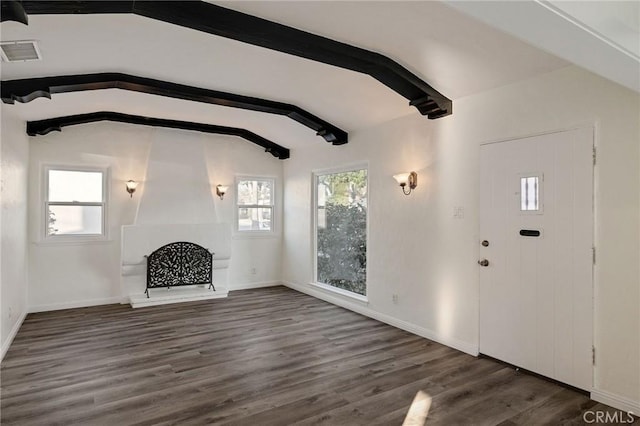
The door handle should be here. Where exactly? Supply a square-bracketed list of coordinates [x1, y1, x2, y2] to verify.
[478, 259, 489, 267]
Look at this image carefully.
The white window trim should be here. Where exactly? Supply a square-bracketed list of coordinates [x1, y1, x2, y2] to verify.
[234, 175, 276, 236]
[312, 162, 369, 300]
[41, 164, 110, 244]
[310, 281, 369, 304]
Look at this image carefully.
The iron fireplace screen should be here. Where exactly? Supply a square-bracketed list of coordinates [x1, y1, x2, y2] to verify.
[146, 241, 213, 289]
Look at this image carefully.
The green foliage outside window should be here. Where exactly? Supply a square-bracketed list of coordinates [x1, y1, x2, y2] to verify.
[316, 169, 367, 295]
[48, 210, 58, 235]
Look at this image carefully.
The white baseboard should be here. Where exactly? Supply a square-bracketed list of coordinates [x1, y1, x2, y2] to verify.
[28, 282, 281, 312]
[229, 281, 281, 291]
[1, 310, 27, 362]
[591, 389, 640, 415]
[29, 296, 125, 313]
[282, 281, 478, 356]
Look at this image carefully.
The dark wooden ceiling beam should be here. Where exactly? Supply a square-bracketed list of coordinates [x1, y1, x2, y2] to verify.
[26, 112, 290, 160]
[2, 73, 347, 145]
[1, 1, 28, 24]
[17, 0, 452, 119]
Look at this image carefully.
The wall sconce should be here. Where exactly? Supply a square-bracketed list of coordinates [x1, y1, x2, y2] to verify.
[216, 184, 229, 200]
[125, 180, 138, 198]
[393, 172, 418, 195]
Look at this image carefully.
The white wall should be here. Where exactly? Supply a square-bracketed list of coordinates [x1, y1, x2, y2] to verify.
[28, 122, 283, 311]
[136, 129, 217, 225]
[282, 66, 640, 410]
[1, 106, 29, 360]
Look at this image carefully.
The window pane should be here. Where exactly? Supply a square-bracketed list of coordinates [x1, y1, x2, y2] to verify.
[316, 169, 367, 296]
[48, 170, 103, 202]
[238, 207, 272, 231]
[237, 179, 272, 206]
[48, 205, 103, 235]
[520, 176, 539, 211]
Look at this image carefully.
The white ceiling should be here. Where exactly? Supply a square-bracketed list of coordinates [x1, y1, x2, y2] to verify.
[548, 0, 639, 58]
[2, 1, 622, 152]
[447, 0, 640, 93]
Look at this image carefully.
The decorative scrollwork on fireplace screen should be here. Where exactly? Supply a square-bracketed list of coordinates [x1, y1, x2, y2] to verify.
[145, 241, 214, 297]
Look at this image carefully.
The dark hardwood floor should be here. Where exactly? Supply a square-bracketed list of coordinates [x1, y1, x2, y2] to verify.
[1, 286, 633, 425]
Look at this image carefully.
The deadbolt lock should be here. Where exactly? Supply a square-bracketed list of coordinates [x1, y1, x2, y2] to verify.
[478, 259, 489, 267]
[481, 240, 489, 247]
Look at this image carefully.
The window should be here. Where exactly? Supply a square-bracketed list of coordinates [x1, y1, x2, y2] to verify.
[519, 173, 543, 214]
[520, 176, 539, 211]
[236, 177, 274, 232]
[44, 167, 107, 239]
[314, 167, 367, 297]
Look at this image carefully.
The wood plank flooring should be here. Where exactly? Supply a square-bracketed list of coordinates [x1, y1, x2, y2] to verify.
[1, 286, 634, 425]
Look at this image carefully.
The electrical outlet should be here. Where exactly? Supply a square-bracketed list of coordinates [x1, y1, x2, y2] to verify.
[392, 294, 398, 304]
[8, 306, 13, 320]
[250, 267, 257, 275]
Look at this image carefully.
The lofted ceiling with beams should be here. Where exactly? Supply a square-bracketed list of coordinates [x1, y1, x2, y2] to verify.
[1, 1, 571, 154]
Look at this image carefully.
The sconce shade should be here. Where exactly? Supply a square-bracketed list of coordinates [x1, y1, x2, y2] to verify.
[393, 173, 411, 186]
[125, 180, 138, 198]
[216, 184, 229, 200]
[393, 171, 417, 195]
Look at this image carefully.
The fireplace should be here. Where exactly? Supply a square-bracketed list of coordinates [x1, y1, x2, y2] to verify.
[120, 129, 231, 307]
[121, 223, 231, 307]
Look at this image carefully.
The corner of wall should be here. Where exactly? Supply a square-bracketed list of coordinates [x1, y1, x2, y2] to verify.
[0, 311, 27, 362]
[1, 105, 30, 361]
[590, 389, 640, 415]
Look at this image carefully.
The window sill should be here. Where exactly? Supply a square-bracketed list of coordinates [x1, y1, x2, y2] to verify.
[310, 282, 369, 304]
[232, 232, 280, 240]
[33, 237, 113, 246]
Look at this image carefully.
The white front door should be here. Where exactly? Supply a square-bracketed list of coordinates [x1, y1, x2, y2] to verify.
[479, 127, 594, 391]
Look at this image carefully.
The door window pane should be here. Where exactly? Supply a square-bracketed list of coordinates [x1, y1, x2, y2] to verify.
[520, 176, 539, 211]
[316, 168, 367, 296]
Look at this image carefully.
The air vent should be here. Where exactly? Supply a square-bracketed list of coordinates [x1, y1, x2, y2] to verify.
[1, 40, 41, 62]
